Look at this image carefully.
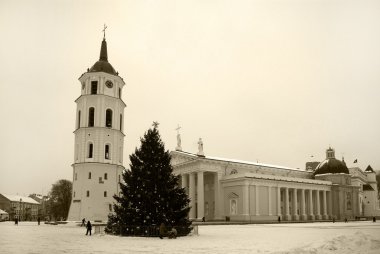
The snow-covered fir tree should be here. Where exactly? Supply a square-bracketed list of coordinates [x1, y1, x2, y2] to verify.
[106, 122, 191, 236]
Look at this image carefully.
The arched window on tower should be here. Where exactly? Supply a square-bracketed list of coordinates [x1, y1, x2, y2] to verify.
[118, 88, 121, 98]
[88, 107, 95, 127]
[120, 114, 122, 131]
[77, 111, 81, 129]
[106, 109, 112, 128]
[88, 143, 93, 158]
[105, 144, 110, 159]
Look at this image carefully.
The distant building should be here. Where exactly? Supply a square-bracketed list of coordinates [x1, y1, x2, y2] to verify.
[171, 146, 380, 221]
[0, 209, 9, 221]
[29, 194, 49, 220]
[0, 194, 40, 221]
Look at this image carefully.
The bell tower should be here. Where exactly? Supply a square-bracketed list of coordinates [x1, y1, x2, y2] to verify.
[67, 31, 126, 222]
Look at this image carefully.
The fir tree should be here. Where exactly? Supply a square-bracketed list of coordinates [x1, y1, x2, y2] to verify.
[106, 122, 191, 236]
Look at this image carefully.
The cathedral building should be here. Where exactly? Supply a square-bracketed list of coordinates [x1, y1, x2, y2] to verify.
[67, 35, 125, 222]
[171, 145, 380, 222]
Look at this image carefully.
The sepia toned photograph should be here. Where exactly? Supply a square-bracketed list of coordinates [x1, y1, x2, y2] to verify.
[1, 1, 380, 253]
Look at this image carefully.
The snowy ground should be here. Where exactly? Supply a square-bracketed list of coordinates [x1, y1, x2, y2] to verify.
[1, 221, 380, 254]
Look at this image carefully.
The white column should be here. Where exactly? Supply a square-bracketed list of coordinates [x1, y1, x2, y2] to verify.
[268, 186, 272, 216]
[197, 171, 204, 220]
[243, 182, 249, 218]
[255, 185, 260, 216]
[189, 173, 196, 220]
[213, 172, 221, 220]
[301, 189, 306, 220]
[328, 191, 333, 219]
[285, 187, 290, 220]
[181, 174, 188, 193]
[323, 190, 328, 219]
[293, 188, 299, 220]
[309, 189, 314, 220]
[316, 190, 321, 220]
[277, 187, 281, 218]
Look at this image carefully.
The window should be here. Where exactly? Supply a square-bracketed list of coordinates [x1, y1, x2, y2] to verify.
[104, 191, 107, 197]
[91, 81, 98, 94]
[77, 111, 81, 129]
[109, 204, 112, 211]
[88, 143, 93, 158]
[86, 191, 90, 197]
[104, 173, 108, 180]
[120, 114, 122, 130]
[73, 192, 76, 198]
[118, 175, 121, 183]
[75, 173, 77, 181]
[88, 107, 95, 127]
[88, 172, 92, 179]
[106, 109, 112, 127]
[105, 144, 110, 159]
[118, 88, 121, 98]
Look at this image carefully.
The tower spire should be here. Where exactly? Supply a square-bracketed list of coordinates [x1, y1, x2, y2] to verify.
[99, 25, 108, 62]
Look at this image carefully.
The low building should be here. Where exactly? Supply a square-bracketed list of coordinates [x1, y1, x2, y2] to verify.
[29, 194, 49, 220]
[171, 146, 380, 222]
[0, 209, 9, 221]
[0, 194, 41, 221]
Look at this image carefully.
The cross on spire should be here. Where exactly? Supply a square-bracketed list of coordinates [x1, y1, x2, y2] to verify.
[102, 24, 108, 39]
[175, 124, 181, 134]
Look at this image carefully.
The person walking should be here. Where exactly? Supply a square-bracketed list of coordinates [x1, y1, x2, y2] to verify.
[159, 222, 166, 239]
[15, 218, 18, 226]
[37, 217, 40, 225]
[81, 218, 86, 227]
[86, 221, 92, 236]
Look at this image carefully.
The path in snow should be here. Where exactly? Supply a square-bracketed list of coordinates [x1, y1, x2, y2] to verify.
[0, 221, 380, 254]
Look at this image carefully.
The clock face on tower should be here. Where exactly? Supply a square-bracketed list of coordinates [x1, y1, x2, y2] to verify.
[105, 80, 113, 88]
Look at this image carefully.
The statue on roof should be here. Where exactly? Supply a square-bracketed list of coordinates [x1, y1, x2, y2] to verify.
[175, 125, 182, 151]
[197, 138, 204, 157]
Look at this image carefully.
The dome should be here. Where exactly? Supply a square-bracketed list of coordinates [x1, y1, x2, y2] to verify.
[313, 158, 349, 175]
[313, 147, 349, 175]
[88, 38, 117, 75]
[89, 60, 117, 75]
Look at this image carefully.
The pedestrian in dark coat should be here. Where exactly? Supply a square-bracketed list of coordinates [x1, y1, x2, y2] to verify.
[15, 218, 18, 225]
[81, 218, 86, 227]
[37, 217, 40, 225]
[86, 221, 92, 236]
[159, 222, 166, 239]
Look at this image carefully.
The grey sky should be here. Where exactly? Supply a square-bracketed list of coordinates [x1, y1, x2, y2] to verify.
[1, 0, 379, 195]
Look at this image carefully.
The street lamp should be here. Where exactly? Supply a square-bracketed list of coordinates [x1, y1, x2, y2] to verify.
[19, 198, 22, 221]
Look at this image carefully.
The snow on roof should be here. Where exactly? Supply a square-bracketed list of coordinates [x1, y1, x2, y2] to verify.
[2, 194, 40, 204]
[225, 172, 332, 186]
[0, 209, 8, 214]
[173, 150, 303, 172]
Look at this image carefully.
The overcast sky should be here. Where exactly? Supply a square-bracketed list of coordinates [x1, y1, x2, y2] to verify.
[1, 0, 379, 196]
